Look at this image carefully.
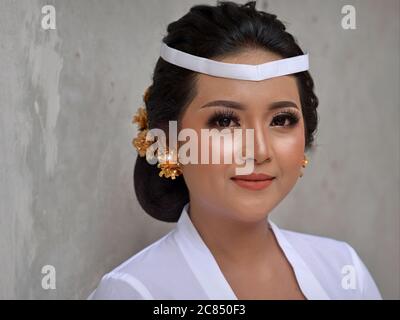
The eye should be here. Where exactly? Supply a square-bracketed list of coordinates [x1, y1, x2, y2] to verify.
[207, 109, 241, 129]
[270, 110, 300, 127]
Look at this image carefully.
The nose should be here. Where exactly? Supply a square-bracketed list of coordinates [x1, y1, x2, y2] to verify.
[245, 123, 272, 164]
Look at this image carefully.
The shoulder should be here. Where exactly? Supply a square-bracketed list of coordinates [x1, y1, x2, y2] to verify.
[281, 228, 352, 261]
[279, 227, 382, 299]
[89, 229, 179, 300]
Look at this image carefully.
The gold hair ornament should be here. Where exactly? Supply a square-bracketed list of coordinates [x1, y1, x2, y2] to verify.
[132, 87, 183, 179]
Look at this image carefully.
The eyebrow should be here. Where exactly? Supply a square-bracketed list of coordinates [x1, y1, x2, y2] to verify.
[200, 99, 299, 111]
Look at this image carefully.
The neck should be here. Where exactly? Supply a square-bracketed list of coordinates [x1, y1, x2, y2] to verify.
[187, 201, 274, 266]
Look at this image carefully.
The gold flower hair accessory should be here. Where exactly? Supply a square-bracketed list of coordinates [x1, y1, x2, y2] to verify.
[131, 106, 152, 157]
[131, 87, 183, 180]
[132, 107, 148, 131]
[157, 148, 183, 180]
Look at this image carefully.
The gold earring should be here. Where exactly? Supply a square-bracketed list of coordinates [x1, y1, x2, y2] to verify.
[299, 154, 308, 178]
[157, 148, 183, 180]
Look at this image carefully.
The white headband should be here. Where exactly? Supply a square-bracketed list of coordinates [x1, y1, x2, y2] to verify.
[160, 42, 309, 81]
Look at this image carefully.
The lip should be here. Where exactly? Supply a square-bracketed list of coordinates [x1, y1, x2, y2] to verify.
[231, 173, 275, 181]
[231, 173, 275, 191]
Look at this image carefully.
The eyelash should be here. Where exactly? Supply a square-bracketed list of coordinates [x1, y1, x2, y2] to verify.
[206, 108, 300, 129]
[207, 109, 240, 128]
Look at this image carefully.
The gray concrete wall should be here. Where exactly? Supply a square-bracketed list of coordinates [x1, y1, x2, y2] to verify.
[0, 0, 398, 299]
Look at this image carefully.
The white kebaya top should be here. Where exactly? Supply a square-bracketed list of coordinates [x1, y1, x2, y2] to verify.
[88, 202, 382, 300]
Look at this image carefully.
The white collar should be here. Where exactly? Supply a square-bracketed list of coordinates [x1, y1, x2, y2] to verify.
[174, 202, 330, 300]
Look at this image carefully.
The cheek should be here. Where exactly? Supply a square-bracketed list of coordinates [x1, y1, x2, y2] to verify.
[271, 126, 305, 171]
[209, 132, 239, 164]
[182, 163, 227, 201]
[181, 132, 230, 196]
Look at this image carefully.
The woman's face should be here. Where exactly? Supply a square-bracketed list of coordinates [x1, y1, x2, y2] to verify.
[179, 49, 305, 223]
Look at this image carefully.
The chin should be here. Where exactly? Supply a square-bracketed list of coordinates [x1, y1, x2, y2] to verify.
[227, 201, 271, 223]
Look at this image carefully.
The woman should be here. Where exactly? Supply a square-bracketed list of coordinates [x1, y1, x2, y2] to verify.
[89, 1, 381, 299]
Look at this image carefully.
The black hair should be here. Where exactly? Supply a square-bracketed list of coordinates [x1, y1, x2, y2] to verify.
[134, 0, 319, 222]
